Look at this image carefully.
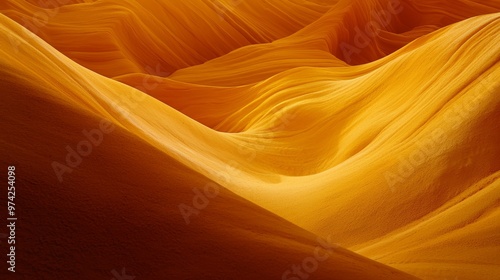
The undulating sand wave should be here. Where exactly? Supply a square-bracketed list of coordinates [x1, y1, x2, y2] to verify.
[0, 0, 499, 279]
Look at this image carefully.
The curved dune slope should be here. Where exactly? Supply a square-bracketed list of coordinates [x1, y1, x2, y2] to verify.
[0, 14, 417, 280]
[169, 0, 500, 86]
[2, 0, 498, 87]
[356, 172, 500, 279]
[1, 0, 499, 279]
[0, 0, 334, 77]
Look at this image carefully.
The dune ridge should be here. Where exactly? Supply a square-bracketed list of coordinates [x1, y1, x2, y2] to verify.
[0, 13, 419, 279]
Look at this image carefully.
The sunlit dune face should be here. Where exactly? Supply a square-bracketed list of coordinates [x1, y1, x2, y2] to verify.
[0, 0, 499, 279]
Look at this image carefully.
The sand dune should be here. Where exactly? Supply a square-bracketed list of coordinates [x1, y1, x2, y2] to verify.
[0, 0, 334, 77]
[0, 0, 499, 279]
[0, 14, 418, 279]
